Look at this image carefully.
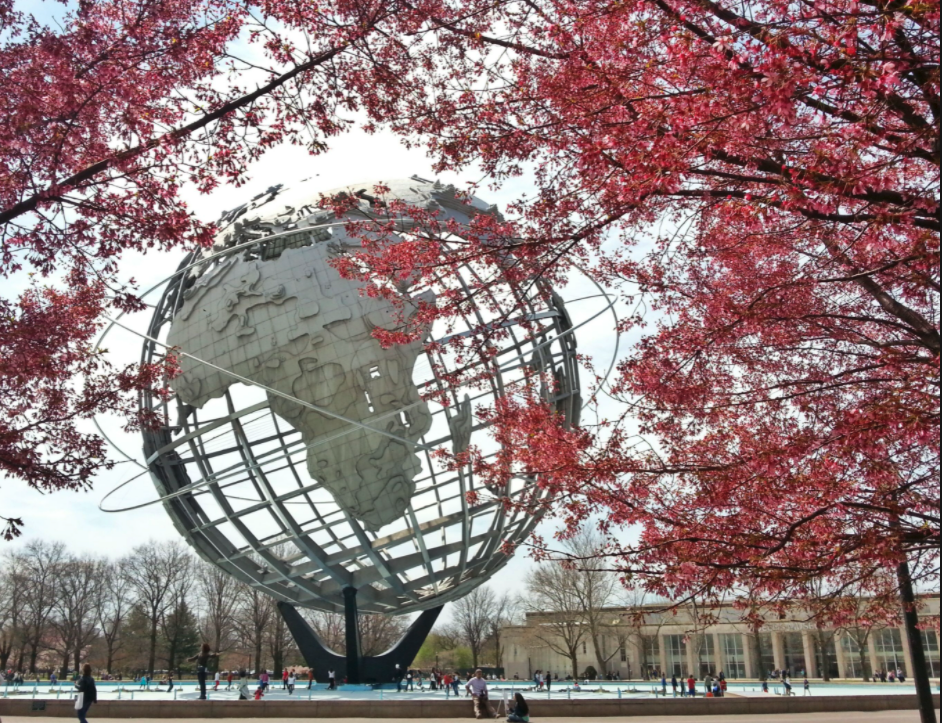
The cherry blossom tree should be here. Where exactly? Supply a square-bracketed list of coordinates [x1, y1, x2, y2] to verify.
[1, 0, 938, 716]
[0, 0, 438, 534]
[332, 0, 938, 717]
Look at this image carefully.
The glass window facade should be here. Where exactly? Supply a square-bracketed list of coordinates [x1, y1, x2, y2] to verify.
[641, 635, 660, 678]
[874, 628, 906, 675]
[841, 633, 871, 679]
[921, 629, 940, 678]
[757, 633, 776, 678]
[782, 632, 807, 675]
[812, 633, 840, 679]
[692, 634, 716, 677]
[664, 634, 686, 677]
[721, 633, 746, 678]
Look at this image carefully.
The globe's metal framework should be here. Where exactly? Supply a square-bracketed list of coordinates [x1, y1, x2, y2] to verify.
[139, 176, 583, 616]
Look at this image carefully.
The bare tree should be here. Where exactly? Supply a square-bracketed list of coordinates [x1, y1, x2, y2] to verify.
[161, 560, 196, 672]
[452, 586, 499, 668]
[304, 610, 409, 657]
[96, 563, 129, 674]
[487, 594, 518, 670]
[0, 551, 28, 671]
[524, 565, 587, 679]
[564, 530, 621, 676]
[235, 584, 271, 673]
[306, 610, 345, 652]
[196, 562, 239, 654]
[266, 596, 294, 674]
[18, 540, 65, 672]
[122, 540, 191, 676]
[49, 555, 103, 675]
[361, 613, 409, 657]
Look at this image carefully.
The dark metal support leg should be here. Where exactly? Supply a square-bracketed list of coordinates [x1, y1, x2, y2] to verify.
[278, 596, 444, 686]
[343, 587, 363, 684]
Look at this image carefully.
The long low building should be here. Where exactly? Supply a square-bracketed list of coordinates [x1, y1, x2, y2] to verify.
[501, 595, 940, 681]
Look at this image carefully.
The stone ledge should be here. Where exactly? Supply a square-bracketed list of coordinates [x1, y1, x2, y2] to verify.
[1, 694, 939, 718]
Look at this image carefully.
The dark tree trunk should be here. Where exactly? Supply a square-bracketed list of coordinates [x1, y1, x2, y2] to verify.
[897, 560, 937, 723]
[147, 617, 159, 677]
[167, 639, 178, 673]
[858, 642, 871, 682]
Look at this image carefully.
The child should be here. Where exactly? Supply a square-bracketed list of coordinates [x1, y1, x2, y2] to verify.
[803, 678, 810, 696]
[287, 672, 296, 695]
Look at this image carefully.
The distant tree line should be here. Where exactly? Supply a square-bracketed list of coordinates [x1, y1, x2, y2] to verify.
[0, 539, 407, 678]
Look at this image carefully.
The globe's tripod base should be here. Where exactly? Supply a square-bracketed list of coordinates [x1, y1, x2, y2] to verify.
[277, 596, 444, 685]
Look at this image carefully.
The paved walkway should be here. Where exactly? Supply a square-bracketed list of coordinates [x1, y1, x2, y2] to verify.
[2, 712, 938, 723]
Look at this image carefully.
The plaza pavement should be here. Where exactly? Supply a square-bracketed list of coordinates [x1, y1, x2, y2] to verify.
[1, 713, 939, 723]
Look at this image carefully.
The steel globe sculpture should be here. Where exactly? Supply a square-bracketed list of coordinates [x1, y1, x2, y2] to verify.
[140, 176, 581, 682]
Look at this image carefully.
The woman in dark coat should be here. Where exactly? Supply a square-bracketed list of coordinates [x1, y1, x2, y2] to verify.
[75, 663, 97, 723]
[188, 643, 220, 700]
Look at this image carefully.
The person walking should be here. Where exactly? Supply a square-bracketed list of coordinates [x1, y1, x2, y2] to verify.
[395, 663, 404, 692]
[452, 671, 461, 697]
[187, 643, 220, 700]
[803, 677, 811, 696]
[166, 673, 174, 694]
[686, 674, 696, 697]
[287, 672, 296, 695]
[466, 669, 500, 720]
[328, 669, 336, 690]
[214, 670, 221, 691]
[507, 692, 530, 722]
[671, 675, 678, 697]
[238, 671, 251, 701]
[74, 664, 97, 723]
[226, 670, 233, 690]
[282, 668, 289, 690]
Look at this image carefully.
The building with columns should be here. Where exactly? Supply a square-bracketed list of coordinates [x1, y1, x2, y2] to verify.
[501, 595, 940, 681]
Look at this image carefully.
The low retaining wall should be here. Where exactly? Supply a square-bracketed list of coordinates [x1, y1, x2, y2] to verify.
[1, 693, 938, 718]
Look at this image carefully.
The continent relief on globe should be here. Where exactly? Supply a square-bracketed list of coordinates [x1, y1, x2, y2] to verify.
[166, 239, 433, 532]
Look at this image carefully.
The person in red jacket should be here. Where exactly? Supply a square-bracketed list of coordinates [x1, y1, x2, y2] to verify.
[687, 675, 697, 697]
[282, 669, 289, 689]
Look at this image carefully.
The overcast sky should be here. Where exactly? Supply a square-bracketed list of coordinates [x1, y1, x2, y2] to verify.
[2, 0, 640, 623]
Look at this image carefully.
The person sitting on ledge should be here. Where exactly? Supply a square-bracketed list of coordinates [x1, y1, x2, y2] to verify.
[507, 692, 530, 722]
[466, 669, 501, 720]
